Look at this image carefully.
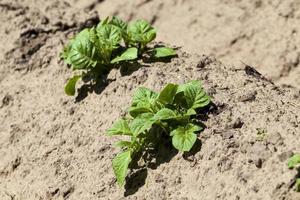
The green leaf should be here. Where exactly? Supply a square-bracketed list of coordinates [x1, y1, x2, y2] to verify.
[96, 24, 122, 48]
[112, 150, 132, 186]
[109, 17, 128, 42]
[127, 20, 156, 46]
[173, 91, 187, 108]
[114, 141, 132, 149]
[153, 108, 178, 121]
[69, 29, 99, 70]
[158, 83, 178, 104]
[296, 178, 300, 192]
[177, 80, 202, 92]
[111, 47, 138, 64]
[107, 119, 132, 136]
[132, 87, 158, 107]
[128, 106, 152, 118]
[109, 16, 128, 32]
[60, 39, 74, 65]
[99, 16, 110, 26]
[64, 75, 81, 96]
[152, 47, 177, 58]
[288, 154, 300, 169]
[171, 124, 202, 152]
[88, 27, 99, 44]
[179, 80, 210, 109]
[185, 108, 197, 116]
[129, 113, 155, 137]
[96, 24, 122, 63]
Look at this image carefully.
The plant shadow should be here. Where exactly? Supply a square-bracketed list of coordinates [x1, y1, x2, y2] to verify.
[143, 57, 176, 64]
[75, 76, 108, 103]
[289, 167, 300, 190]
[147, 140, 179, 170]
[74, 62, 153, 102]
[124, 136, 203, 196]
[183, 139, 202, 160]
[142, 44, 180, 64]
[70, 43, 179, 102]
[124, 140, 178, 197]
[119, 62, 151, 77]
[124, 168, 147, 196]
[142, 54, 178, 64]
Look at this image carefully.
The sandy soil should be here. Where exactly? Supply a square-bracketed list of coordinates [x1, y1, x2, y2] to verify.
[92, 0, 300, 89]
[0, 0, 299, 200]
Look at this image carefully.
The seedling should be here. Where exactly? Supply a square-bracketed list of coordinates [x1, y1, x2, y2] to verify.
[106, 80, 211, 186]
[288, 154, 300, 192]
[61, 16, 177, 96]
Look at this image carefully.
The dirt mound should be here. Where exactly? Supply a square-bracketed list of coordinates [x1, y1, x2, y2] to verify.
[94, 0, 300, 89]
[0, 1, 300, 200]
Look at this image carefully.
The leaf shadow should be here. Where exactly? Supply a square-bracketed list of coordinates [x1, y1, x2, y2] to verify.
[183, 139, 202, 160]
[75, 76, 108, 103]
[142, 55, 178, 64]
[147, 139, 179, 170]
[124, 140, 178, 197]
[124, 136, 202, 196]
[124, 168, 147, 196]
[74, 62, 151, 102]
[119, 62, 150, 76]
[142, 43, 180, 63]
[71, 46, 178, 102]
[289, 167, 300, 190]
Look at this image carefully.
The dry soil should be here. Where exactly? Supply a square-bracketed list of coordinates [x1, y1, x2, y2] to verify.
[0, 0, 299, 200]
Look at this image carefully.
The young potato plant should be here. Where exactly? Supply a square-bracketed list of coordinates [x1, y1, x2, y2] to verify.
[288, 154, 300, 192]
[107, 80, 211, 186]
[61, 16, 177, 96]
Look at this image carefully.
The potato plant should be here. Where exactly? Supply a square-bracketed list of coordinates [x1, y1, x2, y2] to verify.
[288, 154, 300, 192]
[107, 80, 211, 186]
[61, 16, 177, 96]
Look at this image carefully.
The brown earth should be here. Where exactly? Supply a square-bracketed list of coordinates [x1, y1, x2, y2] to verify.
[0, 0, 300, 200]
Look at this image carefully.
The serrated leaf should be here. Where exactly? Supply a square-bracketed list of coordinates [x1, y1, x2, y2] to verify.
[69, 29, 98, 70]
[158, 83, 178, 104]
[178, 81, 210, 109]
[171, 124, 202, 152]
[288, 154, 300, 169]
[153, 108, 178, 121]
[152, 47, 177, 58]
[132, 87, 158, 107]
[111, 47, 138, 64]
[107, 119, 132, 136]
[129, 113, 155, 137]
[112, 150, 132, 186]
[64, 75, 81, 96]
[127, 20, 156, 46]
